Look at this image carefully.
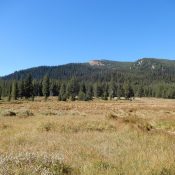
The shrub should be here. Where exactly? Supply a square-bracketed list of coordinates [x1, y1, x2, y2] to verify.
[18, 110, 34, 117]
[78, 91, 87, 101]
[0, 152, 73, 175]
[2, 110, 16, 117]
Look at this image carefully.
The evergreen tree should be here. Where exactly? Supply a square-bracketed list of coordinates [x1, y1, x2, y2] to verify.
[86, 84, 93, 100]
[50, 82, 58, 96]
[66, 78, 79, 101]
[58, 83, 67, 101]
[24, 74, 33, 99]
[7, 85, 12, 102]
[93, 83, 103, 98]
[102, 83, 108, 100]
[79, 82, 86, 94]
[108, 79, 116, 99]
[33, 80, 39, 97]
[42, 75, 50, 100]
[137, 85, 144, 98]
[18, 80, 24, 99]
[12, 81, 18, 100]
[123, 81, 134, 100]
[117, 84, 122, 99]
[0, 86, 2, 100]
[78, 82, 88, 101]
[1, 81, 6, 97]
[38, 81, 43, 96]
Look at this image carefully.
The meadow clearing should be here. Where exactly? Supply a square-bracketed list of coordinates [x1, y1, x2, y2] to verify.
[0, 97, 175, 175]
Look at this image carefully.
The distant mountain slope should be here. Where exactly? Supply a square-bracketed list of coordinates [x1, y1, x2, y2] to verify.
[2, 60, 132, 80]
[132, 58, 175, 71]
[3, 63, 94, 80]
[89, 59, 132, 70]
[2, 58, 175, 82]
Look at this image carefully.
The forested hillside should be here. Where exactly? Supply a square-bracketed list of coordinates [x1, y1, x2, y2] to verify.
[2, 60, 132, 81]
[1, 58, 175, 100]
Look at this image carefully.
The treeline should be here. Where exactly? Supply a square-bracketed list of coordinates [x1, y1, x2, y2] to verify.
[1, 74, 175, 101]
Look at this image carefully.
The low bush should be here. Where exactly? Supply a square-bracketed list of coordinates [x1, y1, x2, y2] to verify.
[1, 110, 16, 117]
[0, 152, 73, 175]
[17, 110, 34, 117]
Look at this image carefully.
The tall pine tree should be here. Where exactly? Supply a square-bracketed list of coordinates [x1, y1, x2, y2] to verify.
[42, 75, 50, 100]
[58, 83, 67, 101]
[12, 81, 18, 100]
[18, 80, 24, 99]
[24, 74, 33, 99]
[66, 78, 79, 101]
[0, 86, 2, 100]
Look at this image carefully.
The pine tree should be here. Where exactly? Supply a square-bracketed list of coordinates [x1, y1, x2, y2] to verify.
[0, 86, 2, 100]
[66, 78, 79, 101]
[137, 85, 144, 98]
[78, 82, 87, 101]
[38, 81, 43, 96]
[42, 75, 50, 100]
[50, 82, 58, 96]
[102, 83, 108, 100]
[33, 80, 39, 96]
[18, 80, 24, 99]
[12, 81, 18, 100]
[123, 81, 134, 100]
[1, 81, 6, 97]
[7, 85, 12, 102]
[79, 82, 86, 94]
[24, 74, 33, 99]
[108, 79, 116, 99]
[93, 83, 102, 98]
[58, 83, 67, 101]
[86, 84, 93, 100]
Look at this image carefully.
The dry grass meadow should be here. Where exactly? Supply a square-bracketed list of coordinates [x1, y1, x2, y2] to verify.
[1, 97, 175, 174]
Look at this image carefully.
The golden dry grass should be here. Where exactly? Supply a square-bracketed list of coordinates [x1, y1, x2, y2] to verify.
[0, 97, 175, 174]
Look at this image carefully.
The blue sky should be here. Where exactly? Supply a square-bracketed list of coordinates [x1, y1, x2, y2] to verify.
[0, 0, 175, 76]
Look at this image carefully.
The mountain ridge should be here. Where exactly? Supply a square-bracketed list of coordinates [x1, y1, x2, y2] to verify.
[2, 58, 175, 80]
